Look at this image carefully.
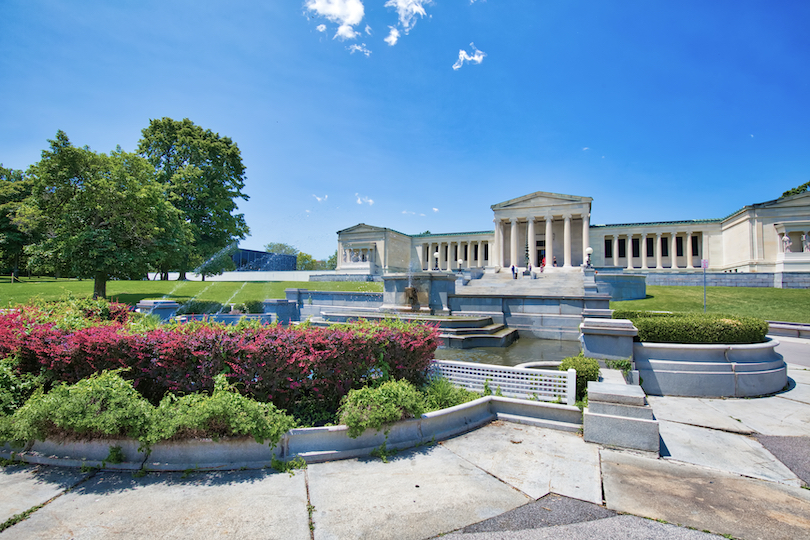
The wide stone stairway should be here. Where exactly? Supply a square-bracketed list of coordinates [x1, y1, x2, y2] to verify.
[458, 270, 586, 297]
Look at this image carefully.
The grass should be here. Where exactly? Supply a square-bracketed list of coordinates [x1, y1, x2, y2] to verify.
[0, 277, 382, 307]
[611, 285, 810, 323]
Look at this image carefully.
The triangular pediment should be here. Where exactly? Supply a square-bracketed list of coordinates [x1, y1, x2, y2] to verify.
[491, 191, 592, 211]
[771, 191, 810, 208]
[337, 223, 389, 235]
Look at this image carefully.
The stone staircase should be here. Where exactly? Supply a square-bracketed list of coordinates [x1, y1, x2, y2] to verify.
[459, 270, 586, 297]
[307, 311, 519, 349]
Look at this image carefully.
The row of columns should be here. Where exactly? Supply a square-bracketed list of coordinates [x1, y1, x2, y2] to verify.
[421, 240, 489, 270]
[607, 232, 699, 270]
[493, 214, 589, 269]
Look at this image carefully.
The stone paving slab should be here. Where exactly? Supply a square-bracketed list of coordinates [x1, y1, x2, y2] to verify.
[601, 449, 810, 540]
[703, 395, 810, 437]
[1, 469, 311, 540]
[433, 515, 725, 540]
[787, 366, 810, 385]
[307, 443, 530, 540]
[438, 421, 602, 504]
[777, 378, 810, 406]
[0, 464, 90, 524]
[658, 420, 801, 486]
[646, 395, 754, 434]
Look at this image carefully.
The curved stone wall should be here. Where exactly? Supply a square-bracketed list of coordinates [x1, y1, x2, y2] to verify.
[634, 338, 787, 397]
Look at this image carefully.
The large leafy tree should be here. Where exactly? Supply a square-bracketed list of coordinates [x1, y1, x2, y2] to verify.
[0, 165, 34, 277]
[138, 118, 249, 279]
[264, 242, 299, 256]
[22, 131, 185, 298]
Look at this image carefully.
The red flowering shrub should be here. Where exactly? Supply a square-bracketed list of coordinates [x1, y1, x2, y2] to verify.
[2, 313, 440, 412]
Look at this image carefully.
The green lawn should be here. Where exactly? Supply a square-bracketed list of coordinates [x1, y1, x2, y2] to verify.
[0, 277, 383, 307]
[611, 285, 810, 323]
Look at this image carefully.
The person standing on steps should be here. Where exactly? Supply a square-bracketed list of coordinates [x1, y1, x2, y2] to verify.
[511, 265, 517, 279]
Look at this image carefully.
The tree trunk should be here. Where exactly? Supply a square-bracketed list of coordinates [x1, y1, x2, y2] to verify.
[93, 272, 107, 299]
[178, 271, 187, 281]
[201, 274, 205, 282]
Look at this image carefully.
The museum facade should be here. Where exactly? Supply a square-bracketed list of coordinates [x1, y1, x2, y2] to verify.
[336, 190, 810, 280]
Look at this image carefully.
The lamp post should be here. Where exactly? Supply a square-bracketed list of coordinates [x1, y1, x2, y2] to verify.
[433, 252, 440, 271]
[585, 247, 593, 268]
[457, 259, 464, 272]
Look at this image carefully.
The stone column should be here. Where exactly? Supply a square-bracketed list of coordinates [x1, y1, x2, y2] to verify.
[478, 240, 484, 267]
[612, 236, 619, 267]
[495, 220, 504, 267]
[656, 233, 663, 269]
[450, 242, 457, 270]
[545, 215, 553, 267]
[510, 218, 519, 268]
[626, 235, 634, 270]
[464, 241, 471, 268]
[439, 242, 446, 271]
[527, 217, 536, 268]
[670, 234, 679, 269]
[641, 234, 648, 269]
[582, 212, 590, 266]
[563, 214, 572, 268]
[686, 231, 694, 269]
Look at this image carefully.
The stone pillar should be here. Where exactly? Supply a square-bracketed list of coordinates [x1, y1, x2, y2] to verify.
[478, 240, 484, 267]
[612, 236, 619, 267]
[626, 235, 634, 270]
[527, 217, 536, 268]
[656, 233, 663, 269]
[510, 218, 519, 268]
[545, 216, 553, 267]
[464, 241, 471, 268]
[439, 242, 446, 271]
[670, 234, 679, 269]
[582, 212, 590, 266]
[495, 220, 504, 267]
[563, 214, 572, 268]
[686, 231, 694, 269]
[641, 234, 648, 269]
[450, 242, 457, 270]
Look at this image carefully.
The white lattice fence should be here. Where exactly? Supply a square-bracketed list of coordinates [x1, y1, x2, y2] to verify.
[430, 360, 577, 405]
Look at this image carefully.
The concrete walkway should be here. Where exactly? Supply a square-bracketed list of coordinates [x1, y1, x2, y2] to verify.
[2, 344, 809, 539]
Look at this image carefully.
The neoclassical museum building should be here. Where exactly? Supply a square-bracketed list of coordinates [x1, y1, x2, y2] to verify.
[336, 190, 810, 284]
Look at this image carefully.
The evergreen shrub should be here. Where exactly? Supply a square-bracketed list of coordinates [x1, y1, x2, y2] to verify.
[613, 311, 768, 344]
[559, 354, 600, 400]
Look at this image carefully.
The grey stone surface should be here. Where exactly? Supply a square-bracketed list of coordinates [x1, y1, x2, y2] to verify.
[602, 448, 810, 540]
[658, 420, 801, 486]
[646, 395, 755, 434]
[702, 395, 810, 436]
[587, 381, 647, 406]
[756, 435, 810, 486]
[307, 443, 530, 540]
[588, 401, 654, 420]
[439, 421, 602, 504]
[0, 464, 89, 524]
[583, 411, 660, 452]
[1, 469, 311, 540]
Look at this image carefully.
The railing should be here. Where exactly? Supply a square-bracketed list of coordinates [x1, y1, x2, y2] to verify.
[430, 360, 577, 405]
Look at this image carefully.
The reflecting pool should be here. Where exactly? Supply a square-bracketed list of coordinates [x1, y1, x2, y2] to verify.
[433, 337, 582, 367]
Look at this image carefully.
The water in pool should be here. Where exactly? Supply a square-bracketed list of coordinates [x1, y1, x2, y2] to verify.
[433, 337, 582, 367]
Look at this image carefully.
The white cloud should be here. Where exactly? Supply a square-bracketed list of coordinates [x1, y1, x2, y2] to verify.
[452, 42, 486, 70]
[316, 24, 327, 32]
[582, 147, 589, 151]
[750, 134, 754, 138]
[385, 0, 431, 33]
[432, 207, 439, 212]
[348, 43, 371, 56]
[420, 213, 426, 217]
[306, 0, 365, 40]
[313, 194, 328, 202]
[384, 27, 400, 46]
[365, 24, 372, 35]
[356, 193, 374, 205]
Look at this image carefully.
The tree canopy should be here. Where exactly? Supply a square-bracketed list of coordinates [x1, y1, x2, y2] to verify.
[264, 242, 299, 256]
[22, 131, 184, 298]
[782, 181, 810, 198]
[138, 118, 249, 279]
[0, 165, 34, 276]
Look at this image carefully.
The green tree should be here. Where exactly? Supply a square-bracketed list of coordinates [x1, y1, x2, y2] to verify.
[196, 242, 237, 280]
[296, 251, 317, 270]
[22, 131, 184, 298]
[0, 165, 35, 278]
[326, 250, 337, 270]
[782, 181, 810, 198]
[137, 118, 250, 279]
[264, 242, 299, 256]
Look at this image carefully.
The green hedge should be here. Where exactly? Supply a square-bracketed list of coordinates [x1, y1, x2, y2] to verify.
[559, 354, 600, 400]
[613, 310, 768, 344]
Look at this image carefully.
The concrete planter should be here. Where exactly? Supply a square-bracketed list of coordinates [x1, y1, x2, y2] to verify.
[634, 338, 787, 397]
[0, 397, 581, 472]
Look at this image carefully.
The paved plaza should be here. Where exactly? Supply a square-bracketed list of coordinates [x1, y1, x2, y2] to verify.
[1, 337, 809, 539]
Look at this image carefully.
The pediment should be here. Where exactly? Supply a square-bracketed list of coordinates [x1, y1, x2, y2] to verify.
[337, 223, 388, 235]
[772, 191, 810, 208]
[491, 191, 592, 211]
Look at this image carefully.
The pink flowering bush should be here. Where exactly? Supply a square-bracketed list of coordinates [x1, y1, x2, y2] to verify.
[0, 310, 440, 413]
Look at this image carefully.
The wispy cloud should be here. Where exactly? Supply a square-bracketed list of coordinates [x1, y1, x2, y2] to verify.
[316, 24, 326, 32]
[348, 43, 371, 56]
[356, 193, 374, 205]
[365, 24, 372, 35]
[432, 207, 439, 212]
[306, 0, 365, 41]
[313, 194, 328, 202]
[582, 147, 589, 151]
[452, 42, 486, 70]
[384, 0, 431, 43]
[384, 27, 400, 46]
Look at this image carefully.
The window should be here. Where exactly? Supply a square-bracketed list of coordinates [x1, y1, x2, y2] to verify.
[646, 237, 654, 256]
[691, 235, 699, 257]
[662, 239, 669, 257]
[618, 239, 626, 258]
[632, 238, 640, 258]
[483, 244, 489, 261]
[604, 238, 613, 258]
[676, 236, 684, 257]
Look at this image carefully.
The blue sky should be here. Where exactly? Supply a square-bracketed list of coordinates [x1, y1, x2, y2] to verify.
[2, 1, 809, 259]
